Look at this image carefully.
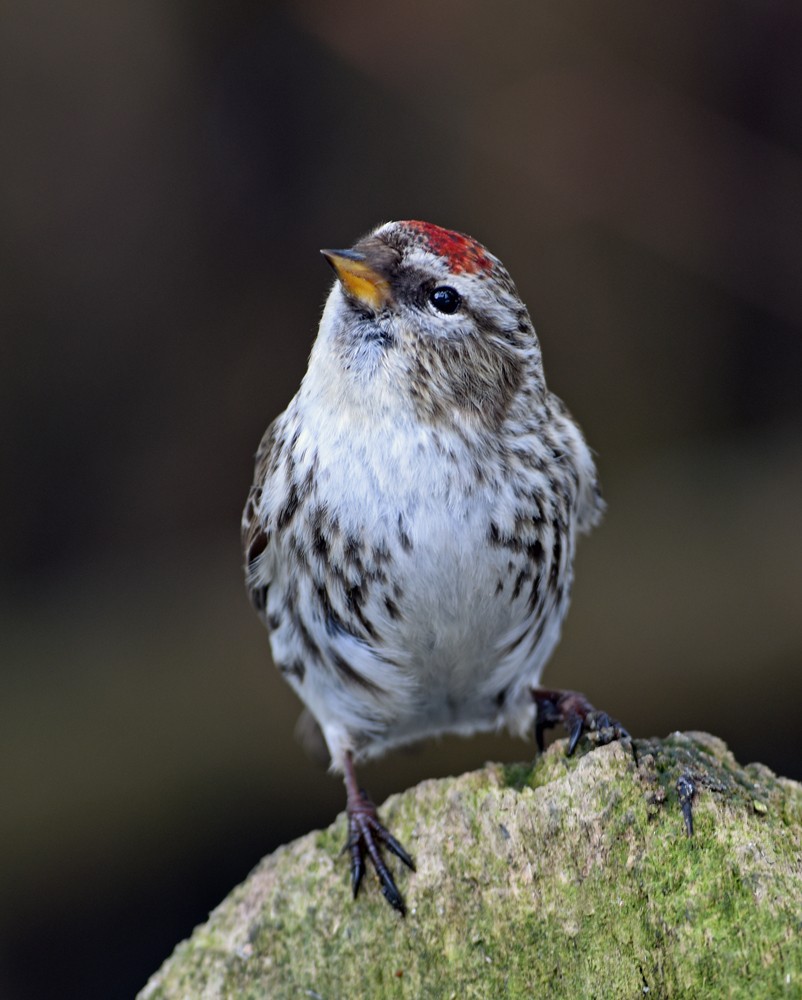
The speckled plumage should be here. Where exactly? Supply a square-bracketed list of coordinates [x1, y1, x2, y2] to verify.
[242, 221, 605, 911]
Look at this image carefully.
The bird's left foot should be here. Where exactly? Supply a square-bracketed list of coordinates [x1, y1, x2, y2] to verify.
[532, 687, 634, 759]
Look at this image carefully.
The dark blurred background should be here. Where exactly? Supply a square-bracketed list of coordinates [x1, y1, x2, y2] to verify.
[2, 3, 801, 997]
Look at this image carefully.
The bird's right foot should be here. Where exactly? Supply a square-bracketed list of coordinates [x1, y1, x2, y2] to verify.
[345, 788, 415, 914]
[343, 751, 414, 914]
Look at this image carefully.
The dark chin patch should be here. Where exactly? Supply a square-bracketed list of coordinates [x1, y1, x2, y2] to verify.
[353, 313, 393, 348]
[335, 302, 395, 352]
[350, 306, 395, 348]
[362, 327, 394, 347]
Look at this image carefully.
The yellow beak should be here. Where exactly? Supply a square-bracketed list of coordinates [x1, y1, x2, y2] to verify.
[321, 248, 392, 311]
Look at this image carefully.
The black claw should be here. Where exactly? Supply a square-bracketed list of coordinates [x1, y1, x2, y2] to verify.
[677, 773, 696, 837]
[567, 716, 584, 756]
[350, 849, 365, 898]
[383, 887, 405, 914]
[381, 829, 416, 871]
[379, 870, 406, 915]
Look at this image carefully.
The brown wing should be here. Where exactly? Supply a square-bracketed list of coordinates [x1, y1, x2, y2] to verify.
[241, 420, 279, 612]
[546, 393, 605, 535]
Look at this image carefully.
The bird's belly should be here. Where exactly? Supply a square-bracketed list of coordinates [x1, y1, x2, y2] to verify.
[370, 505, 539, 732]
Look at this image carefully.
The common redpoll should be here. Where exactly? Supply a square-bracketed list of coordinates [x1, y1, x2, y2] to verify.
[242, 221, 626, 914]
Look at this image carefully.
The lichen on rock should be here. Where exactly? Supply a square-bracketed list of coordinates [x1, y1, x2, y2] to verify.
[139, 733, 802, 999]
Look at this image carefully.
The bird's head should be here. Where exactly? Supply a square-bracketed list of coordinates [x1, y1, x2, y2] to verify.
[314, 221, 545, 428]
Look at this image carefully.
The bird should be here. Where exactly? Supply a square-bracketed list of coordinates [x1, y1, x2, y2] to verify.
[241, 220, 626, 914]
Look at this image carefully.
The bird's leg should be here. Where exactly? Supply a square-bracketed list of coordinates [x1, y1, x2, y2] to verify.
[343, 751, 415, 915]
[531, 687, 633, 759]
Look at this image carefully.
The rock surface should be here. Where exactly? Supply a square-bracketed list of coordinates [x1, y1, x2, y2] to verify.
[139, 732, 802, 999]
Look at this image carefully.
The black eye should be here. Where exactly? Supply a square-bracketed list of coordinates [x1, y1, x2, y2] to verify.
[429, 286, 461, 314]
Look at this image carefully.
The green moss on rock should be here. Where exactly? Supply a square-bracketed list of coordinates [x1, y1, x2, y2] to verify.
[139, 734, 802, 999]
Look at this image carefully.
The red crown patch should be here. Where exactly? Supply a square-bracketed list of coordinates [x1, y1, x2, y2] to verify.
[406, 221, 492, 275]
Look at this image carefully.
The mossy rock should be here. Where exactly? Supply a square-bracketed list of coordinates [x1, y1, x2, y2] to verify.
[139, 733, 802, 999]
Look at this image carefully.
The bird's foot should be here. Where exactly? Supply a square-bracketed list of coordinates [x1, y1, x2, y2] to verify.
[532, 687, 634, 760]
[345, 788, 415, 914]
